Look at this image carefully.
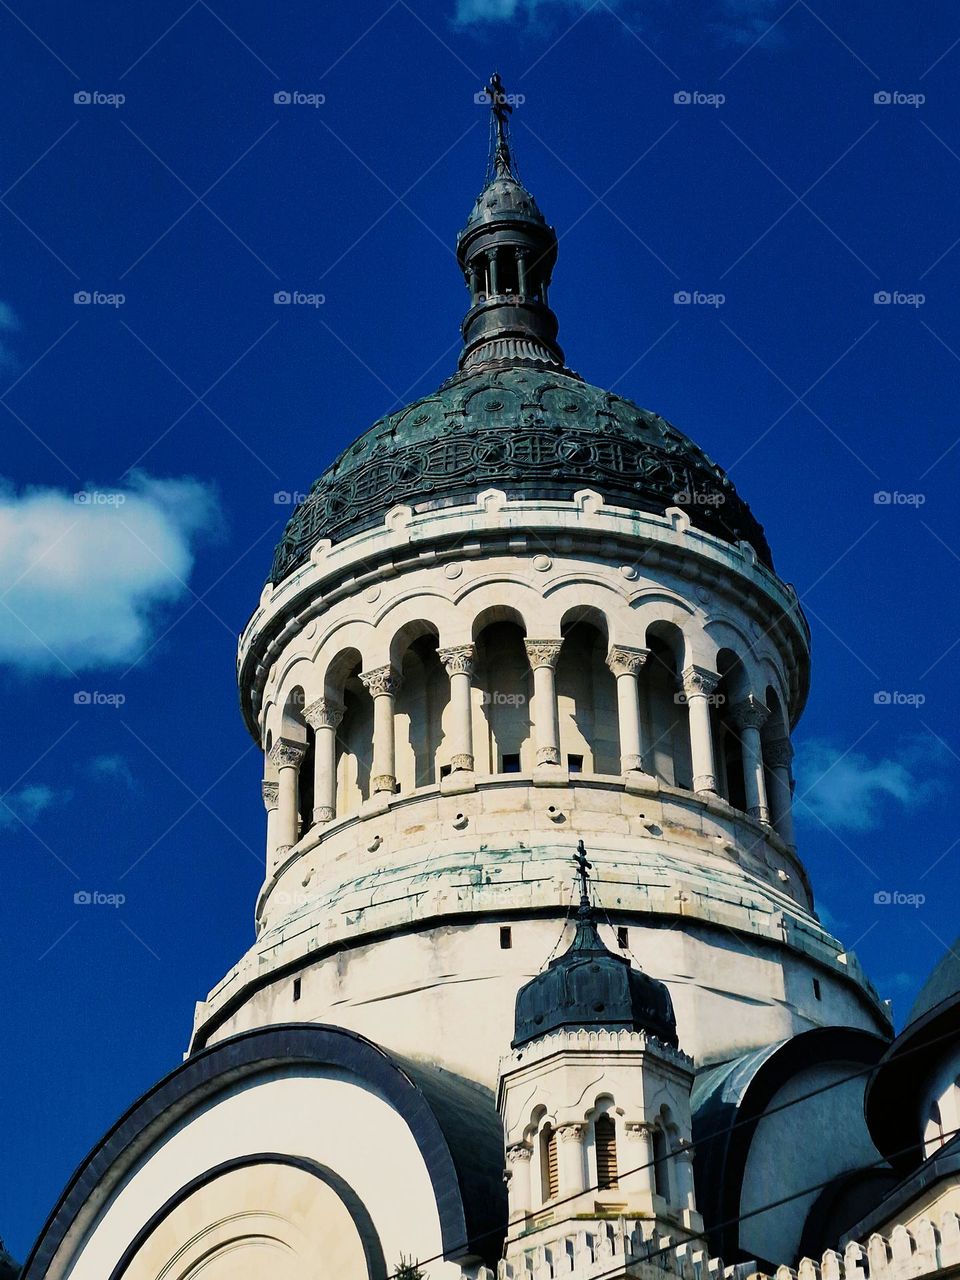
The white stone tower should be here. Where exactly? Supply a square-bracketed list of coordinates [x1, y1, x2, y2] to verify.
[22, 77, 897, 1280]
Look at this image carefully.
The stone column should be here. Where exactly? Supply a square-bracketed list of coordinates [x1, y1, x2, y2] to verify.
[764, 737, 796, 845]
[359, 665, 402, 795]
[487, 247, 499, 296]
[731, 695, 771, 823]
[557, 1123, 586, 1196]
[673, 1143, 697, 1212]
[269, 738, 306, 856]
[624, 1122, 657, 1201]
[606, 645, 650, 774]
[525, 640, 564, 768]
[505, 1143, 533, 1223]
[303, 697, 344, 824]
[680, 666, 720, 795]
[438, 644, 476, 772]
[516, 247, 529, 296]
[261, 779, 279, 866]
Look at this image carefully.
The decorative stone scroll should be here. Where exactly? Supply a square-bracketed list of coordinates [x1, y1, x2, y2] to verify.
[606, 645, 650, 678]
[303, 697, 345, 730]
[524, 639, 563, 670]
[359, 665, 403, 698]
[438, 644, 476, 677]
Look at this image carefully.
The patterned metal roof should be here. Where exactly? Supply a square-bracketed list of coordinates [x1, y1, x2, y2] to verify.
[269, 364, 771, 584]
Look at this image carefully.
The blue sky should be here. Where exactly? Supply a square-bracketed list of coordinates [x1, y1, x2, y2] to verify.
[3, 0, 960, 1258]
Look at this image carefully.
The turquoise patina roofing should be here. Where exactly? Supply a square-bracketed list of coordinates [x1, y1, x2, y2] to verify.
[512, 847, 679, 1051]
[511, 897, 679, 1050]
[270, 365, 771, 583]
[268, 78, 772, 584]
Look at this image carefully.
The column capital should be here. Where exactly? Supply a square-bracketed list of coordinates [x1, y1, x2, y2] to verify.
[269, 738, 306, 769]
[624, 1121, 655, 1140]
[680, 664, 720, 698]
[438, 644, 476, 677]
[506, 1143, 533, 1164]
[730, 694, 769, 731]
[557, 1123, 586, 1143]
[359, 664, 402, 698]
[303, 697, 344, 730]
[764, 737, 794, 768]
[261, 780, 279, 811]
[524, 638, 563, 670]
[606, 645, 650, 678]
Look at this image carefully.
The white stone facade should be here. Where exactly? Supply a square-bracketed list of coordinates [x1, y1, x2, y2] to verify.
[190, 487, 889, 1077]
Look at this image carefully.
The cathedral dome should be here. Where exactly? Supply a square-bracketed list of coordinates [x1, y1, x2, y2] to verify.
[269, 366, 771, 585]
[268, 77, 771, 587]
[512, 884, 679, 1051]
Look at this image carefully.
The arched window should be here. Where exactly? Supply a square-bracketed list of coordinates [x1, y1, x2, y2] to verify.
[540, 1123, 559, 1201]
[476, 620, 533, 773]
[652, 1126, 670, 1201]
[557, 617, 619, 775]
[595, 1114, 618, 1190]
[642, 630, 691, 789]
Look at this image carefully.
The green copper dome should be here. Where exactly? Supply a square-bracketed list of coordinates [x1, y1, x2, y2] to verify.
[269, 77, 772, 585]
[512, 901, 679, 1050]
[270, 366, 771, 583]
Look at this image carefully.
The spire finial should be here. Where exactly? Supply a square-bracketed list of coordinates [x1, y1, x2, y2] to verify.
[483, 71, 515, 177]
[573, 839, 592, 915]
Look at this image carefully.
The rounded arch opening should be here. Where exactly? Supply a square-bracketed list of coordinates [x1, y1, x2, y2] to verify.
[558, 611, 618, 774]
[474, 619, 532, 774]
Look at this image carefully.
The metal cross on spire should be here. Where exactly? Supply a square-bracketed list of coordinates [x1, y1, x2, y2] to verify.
[482, 71, 517, 178]
[573, 839, 592, 911]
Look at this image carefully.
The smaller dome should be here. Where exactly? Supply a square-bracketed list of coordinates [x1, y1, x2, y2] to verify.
[512, 905, 678, 1050]
[907, 932, 960, 1026]
[461, 171, 549, 234]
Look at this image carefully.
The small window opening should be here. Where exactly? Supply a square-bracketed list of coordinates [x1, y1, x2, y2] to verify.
[595, 1114, 619, 1190]
[567, 753, 584, 773]
[813, 978, 822, 1001]
[617, 926, 629, 950]
[502, 752, 521, 773]
[292, 977, 302, 1002]
[500, 926, 512, 950]
[439, 764, 452, 779]
[541, 1124, 559, 1201]
[653, 1128, 670, 1200]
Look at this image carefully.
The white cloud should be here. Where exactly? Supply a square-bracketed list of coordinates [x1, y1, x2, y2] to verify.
[454, 0, 784, 41]
[87, 754, 137, 789]
[0, 472, 219, 674]
[0, 783, 63, 828]
[795, 736, 945, 833]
